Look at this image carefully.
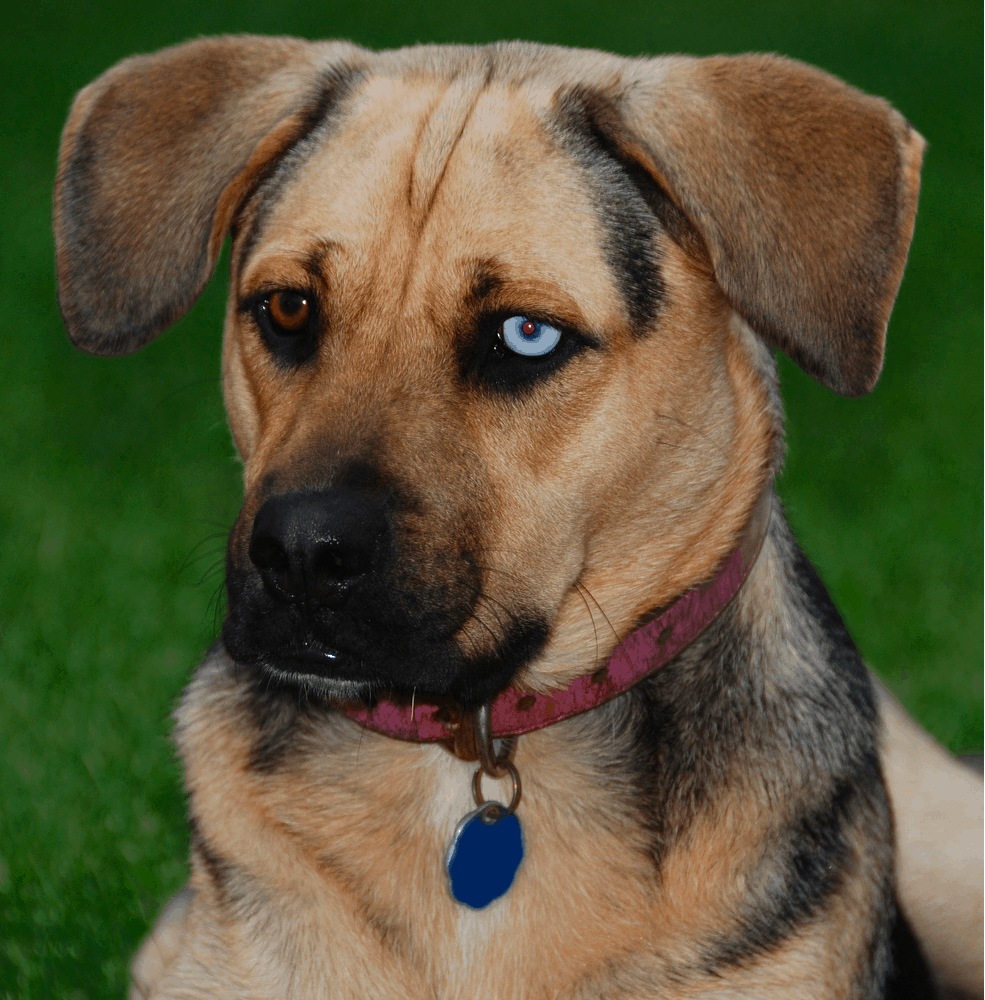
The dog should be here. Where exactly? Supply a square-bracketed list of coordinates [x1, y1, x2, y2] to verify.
[54, 37, 982, 999]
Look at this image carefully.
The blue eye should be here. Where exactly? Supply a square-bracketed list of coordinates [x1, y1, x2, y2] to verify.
[501, 316, 562, 357]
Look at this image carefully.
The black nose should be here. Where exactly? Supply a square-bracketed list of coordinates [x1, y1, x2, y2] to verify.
[248, 489, 388, 607]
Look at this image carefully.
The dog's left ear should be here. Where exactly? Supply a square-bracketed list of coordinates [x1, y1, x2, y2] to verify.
[590, 54, 924, 396]
[54, 36, 363, 356]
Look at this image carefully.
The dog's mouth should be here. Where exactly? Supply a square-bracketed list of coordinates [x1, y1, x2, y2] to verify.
[231, 616, 550, 709]
[253, 641, 379, 701]
[223, 561, 551, 710]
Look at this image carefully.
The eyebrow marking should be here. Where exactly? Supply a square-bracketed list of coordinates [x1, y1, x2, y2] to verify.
[466, 257, 506, 305]
[238, 240, 342, 302]
[302, 240, 341, 286]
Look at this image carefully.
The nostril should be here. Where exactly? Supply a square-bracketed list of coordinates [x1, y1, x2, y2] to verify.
[311, 539, 373, 583]
[248, 533, 290, 574]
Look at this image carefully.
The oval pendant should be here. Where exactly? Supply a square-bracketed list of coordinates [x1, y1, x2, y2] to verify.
[446, 802, 524, 909]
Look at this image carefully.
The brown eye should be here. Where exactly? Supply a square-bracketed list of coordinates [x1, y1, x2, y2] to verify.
[247, 288, 320, 365]
[267, 290, 311, 334]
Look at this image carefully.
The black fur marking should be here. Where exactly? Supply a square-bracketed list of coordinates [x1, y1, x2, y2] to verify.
[189, 813, 270, 922]
[548, 87, 665, 334]
[467, 258, 504, 304]
[233, 63, 367, 277]
[451, 615, 551, 710]
[612, 606, 763, 874]
[883, 904, 936, 1000]
[785, 535, 876, 726]
[709, 761, 877, 969]
[244, 678, 309, 774]
[189, 816, 234, 902]
[316, 851, 418, 960]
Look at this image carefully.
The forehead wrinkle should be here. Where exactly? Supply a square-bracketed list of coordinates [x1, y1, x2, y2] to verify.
[410, 57, 494, 217]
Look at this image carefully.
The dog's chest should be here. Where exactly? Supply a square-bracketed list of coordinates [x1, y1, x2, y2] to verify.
[181, 677, 667, 995]
[174, 644, 886, 999]
[303, 754, 663, 996]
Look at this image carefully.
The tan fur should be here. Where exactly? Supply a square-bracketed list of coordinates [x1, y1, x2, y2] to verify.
[52, 36, 981, 1000]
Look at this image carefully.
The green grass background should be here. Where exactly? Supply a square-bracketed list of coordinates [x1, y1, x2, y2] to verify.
[1, 0, 980, 994]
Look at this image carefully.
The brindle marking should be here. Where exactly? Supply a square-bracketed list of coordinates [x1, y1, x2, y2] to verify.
[53, 37, 981, 1000]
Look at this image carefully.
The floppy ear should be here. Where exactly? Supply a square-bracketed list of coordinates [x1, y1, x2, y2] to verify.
[606, 55, 924, 396]
[54, 35, 364, 356]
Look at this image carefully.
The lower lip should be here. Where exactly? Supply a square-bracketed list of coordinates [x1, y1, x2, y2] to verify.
[258, 644, 347, 678]
[291, 644, 342, 667]
[278, 643, 345, 673]
[258, 648, 375, 701]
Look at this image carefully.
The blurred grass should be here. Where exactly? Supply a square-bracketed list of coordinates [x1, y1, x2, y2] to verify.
[1, 0, 980, 994]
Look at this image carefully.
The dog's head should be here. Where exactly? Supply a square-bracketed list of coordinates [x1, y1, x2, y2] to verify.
[54, 38, 922, 708]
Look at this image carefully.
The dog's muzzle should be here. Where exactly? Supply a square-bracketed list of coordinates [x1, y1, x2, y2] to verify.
[221, 485, 550, 707]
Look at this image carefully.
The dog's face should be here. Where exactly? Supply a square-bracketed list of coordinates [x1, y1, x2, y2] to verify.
[54, 40, 923, 708]
[220, 72, 775, 706]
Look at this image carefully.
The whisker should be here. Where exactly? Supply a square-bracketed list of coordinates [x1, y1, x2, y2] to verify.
[475, 592, 512, 633]
[577, 581, 617, 643]
[207, 581, 226, 637]
[572, 581, 600, 662]
[468, 609, 500, 645]
[195, 558, 225, 589]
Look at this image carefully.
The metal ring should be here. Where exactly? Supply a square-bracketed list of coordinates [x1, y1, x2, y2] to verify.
[474, 703, 516, 778]
[472, 760, 522, 818]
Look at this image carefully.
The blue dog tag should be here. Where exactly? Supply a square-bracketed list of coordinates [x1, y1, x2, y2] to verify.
[446, 802, 524, 909]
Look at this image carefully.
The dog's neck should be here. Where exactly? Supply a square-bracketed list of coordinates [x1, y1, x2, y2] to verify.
[345, 490, 773, 747]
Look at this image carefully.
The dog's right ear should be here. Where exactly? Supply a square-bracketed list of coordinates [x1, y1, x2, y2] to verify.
[588, 55, 924, 397]
[54, 35, 364, 356]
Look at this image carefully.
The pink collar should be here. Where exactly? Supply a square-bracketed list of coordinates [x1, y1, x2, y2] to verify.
[345, 493, 771, 743]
